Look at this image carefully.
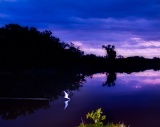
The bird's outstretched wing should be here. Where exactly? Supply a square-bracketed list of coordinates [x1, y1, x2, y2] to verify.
[64, 91, 68, 99]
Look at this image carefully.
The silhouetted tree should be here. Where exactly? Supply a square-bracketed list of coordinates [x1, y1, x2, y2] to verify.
[102, 45, 116, 60]
[117, 55, 123, 59]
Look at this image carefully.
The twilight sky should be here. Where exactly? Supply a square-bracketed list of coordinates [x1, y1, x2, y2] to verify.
[1, 0, 160, 58]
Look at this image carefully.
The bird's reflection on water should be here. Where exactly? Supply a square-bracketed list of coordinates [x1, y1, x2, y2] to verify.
[64, 100, 70, 110]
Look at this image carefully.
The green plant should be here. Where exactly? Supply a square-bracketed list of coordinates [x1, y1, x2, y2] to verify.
[86, 108, 106, 126]
[77, 108, 128, 127]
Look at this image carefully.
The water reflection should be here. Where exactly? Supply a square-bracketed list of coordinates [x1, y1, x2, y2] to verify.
[102, 72, 117, 87]
[0, 72, 85, 99]
[117, 70, 160, 88]
[1, 70, 160, 127]
[64, 100, 70, 110]
[0, 71, 85, 120]
[0, 99, 49, 120]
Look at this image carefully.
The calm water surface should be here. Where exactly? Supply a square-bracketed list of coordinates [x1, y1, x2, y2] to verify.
[1, 70, 160, 127]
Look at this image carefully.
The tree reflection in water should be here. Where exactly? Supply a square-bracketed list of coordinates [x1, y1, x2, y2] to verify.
[0, 99, 50, 120]
[0, 70, 119, 120]
[0, 71, 86, 120]
[102, 72, 117, 87]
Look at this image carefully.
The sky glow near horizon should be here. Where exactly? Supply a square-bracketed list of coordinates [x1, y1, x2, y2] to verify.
[1, 0, 160, 58]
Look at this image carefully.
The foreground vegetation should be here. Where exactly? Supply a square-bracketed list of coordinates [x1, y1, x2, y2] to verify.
[77, 108, 128, 127]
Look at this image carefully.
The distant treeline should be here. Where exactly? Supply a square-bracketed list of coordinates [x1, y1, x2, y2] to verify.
[0, 24, 160, 72]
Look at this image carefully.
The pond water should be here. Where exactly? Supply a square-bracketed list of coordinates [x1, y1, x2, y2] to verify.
[0, 69, 160, 127]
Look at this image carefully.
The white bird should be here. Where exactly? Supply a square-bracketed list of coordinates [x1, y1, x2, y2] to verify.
[64, 91, 70, 100]
[63, 91, 70, 110]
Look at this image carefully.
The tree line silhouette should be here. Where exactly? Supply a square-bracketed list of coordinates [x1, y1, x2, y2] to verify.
[0, 24, 84, 70]
[0, 23, 160, 72]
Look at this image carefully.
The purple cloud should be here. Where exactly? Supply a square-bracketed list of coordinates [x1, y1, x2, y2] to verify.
[1, 0, 160, 58]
